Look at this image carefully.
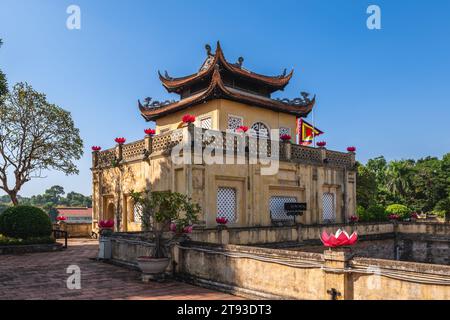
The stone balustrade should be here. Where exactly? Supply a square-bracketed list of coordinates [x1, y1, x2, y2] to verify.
[92, 125, 355, 169]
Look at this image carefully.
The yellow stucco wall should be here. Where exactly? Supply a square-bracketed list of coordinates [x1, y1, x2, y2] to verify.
[155, 99, 298, 140]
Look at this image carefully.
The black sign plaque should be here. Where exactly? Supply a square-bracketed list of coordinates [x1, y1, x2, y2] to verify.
[284, 202, 307, 212]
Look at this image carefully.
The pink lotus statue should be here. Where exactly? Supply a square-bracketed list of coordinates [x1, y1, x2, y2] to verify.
[320, 229, 358, 247]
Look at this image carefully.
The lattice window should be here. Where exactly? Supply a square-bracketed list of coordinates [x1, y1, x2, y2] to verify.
[250, 122, 270, 139]
[217, 187, 237, 223]
[270, 196, 297, 221]
[279, 127, 290, 137]
[228, 115, 243, 131]
[200, 117, 212, 130]
[322, 192, 336, 223]
[133, 202, 142, 224]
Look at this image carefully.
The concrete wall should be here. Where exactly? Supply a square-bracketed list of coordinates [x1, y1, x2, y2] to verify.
[175, 243, 450, 300]
[58, 223, 92, 238]
[190, 222, 394, 245]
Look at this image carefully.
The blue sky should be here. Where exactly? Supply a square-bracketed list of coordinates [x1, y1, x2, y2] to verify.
[0, 0, 449, 197]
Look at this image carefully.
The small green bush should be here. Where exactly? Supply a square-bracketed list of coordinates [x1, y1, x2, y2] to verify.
[0, 234, 54, 246]
[385, 204, 410, 219]
[434, 198, 450, 214]
[358, 205, 386, 222]
[432, 210, 446, 218]
[0, 206, 52, 239]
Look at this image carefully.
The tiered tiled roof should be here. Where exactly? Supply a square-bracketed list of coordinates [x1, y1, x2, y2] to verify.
[139, 42, 315, 121]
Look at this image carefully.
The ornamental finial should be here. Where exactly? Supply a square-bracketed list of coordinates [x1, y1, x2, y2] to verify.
[205, 44, 212, 56]
[237, 56, 244, 68]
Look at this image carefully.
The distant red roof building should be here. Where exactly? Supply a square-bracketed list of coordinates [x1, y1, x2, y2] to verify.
[57, 207, 92, 223]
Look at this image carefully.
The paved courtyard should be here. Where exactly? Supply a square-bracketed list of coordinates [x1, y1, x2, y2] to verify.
[0, 238, 239, 300]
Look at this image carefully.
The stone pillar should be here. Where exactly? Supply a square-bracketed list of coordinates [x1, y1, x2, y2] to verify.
[320, 147, 327, 163]
[349, 151, 356, 167]
[144, 134, 153, 155]
[115, 144, 123, 162]
[323, 248, 354, 300]
[282, 141, 291, 161]
[92, 150, 99, 168]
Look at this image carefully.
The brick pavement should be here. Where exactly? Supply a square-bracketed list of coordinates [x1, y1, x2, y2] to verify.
[0, 238, 240, 300]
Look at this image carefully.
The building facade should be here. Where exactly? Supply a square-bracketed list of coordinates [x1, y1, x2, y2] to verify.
[91, 43, 356, 232]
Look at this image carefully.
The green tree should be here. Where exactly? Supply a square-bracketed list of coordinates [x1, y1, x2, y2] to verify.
[385, 160, 414, 202]
[410, 157, 446, 212]
[0, 83, 83, 205]
[0, 39, 7, 98]
[356, 162, 377, 209]
[43, 185, 65, 204]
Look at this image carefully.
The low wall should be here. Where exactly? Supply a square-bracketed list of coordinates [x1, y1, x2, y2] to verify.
[57, 223, 92, 238]
[190, 222, 394, 245]
[175, 242, 450, 300]
[106, 222, 450, 299]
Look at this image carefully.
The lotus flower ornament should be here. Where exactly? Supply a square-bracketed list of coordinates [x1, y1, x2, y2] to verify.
[320, 229, 358, 247]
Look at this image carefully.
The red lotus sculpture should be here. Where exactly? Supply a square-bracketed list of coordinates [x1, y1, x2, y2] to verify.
[316, 141, 326, 147]
[216, 217, 228, 225]
[91, 146, 102, 152]
[115, 137, 126, 145]
[98, 219, 114, 229]
[320, 229, 358, 247]
[56, 216, 67, 221]
[182, 114, 196, 123]
[280, 134, 292, 142]
[144, 128, 156, 136]
[347, 146, 356, 152]
[236, 126, 249, 133]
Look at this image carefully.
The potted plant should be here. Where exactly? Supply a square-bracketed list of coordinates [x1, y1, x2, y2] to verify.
[130, 190, 200, 280]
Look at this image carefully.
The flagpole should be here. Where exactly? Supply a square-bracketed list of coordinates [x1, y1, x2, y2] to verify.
[312, 107, 315, 147]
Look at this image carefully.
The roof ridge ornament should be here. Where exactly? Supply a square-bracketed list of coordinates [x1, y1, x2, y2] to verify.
[139, 97, 177, 110]
[276, 92, 315, 106]
[205, 44, 212, 56]
[237, 56, 244, 68]
[164, 70, 173, 80]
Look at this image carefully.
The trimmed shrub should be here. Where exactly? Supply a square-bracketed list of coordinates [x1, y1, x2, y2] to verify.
[358, 204, 386, 222]
[0, 206, 52, 239]
[385, 204, 410, 219]
[0, 234, 54, 246]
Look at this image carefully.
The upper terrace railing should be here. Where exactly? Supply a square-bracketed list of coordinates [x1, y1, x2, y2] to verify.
[92, 125, 355, 169]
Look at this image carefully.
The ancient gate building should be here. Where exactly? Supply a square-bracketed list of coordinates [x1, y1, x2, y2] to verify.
[91, 42, 356, 232]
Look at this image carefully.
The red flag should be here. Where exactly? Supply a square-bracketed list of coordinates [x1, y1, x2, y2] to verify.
[297, 118, 323, 145]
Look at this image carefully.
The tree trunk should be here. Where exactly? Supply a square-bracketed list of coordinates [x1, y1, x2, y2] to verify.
[9, 192, 19, 206]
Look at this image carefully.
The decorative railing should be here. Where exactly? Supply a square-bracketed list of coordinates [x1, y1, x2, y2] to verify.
[325, 150, 353, 168]
[152, 129, 183, 153]
[122, 139, 146, 161]
[97, 148, 116, 167]
[93, 126, 355, 169]
[291, 144, 323, 164]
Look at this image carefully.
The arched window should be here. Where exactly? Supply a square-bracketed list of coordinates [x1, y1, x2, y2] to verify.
[250, 122, 270, 139]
